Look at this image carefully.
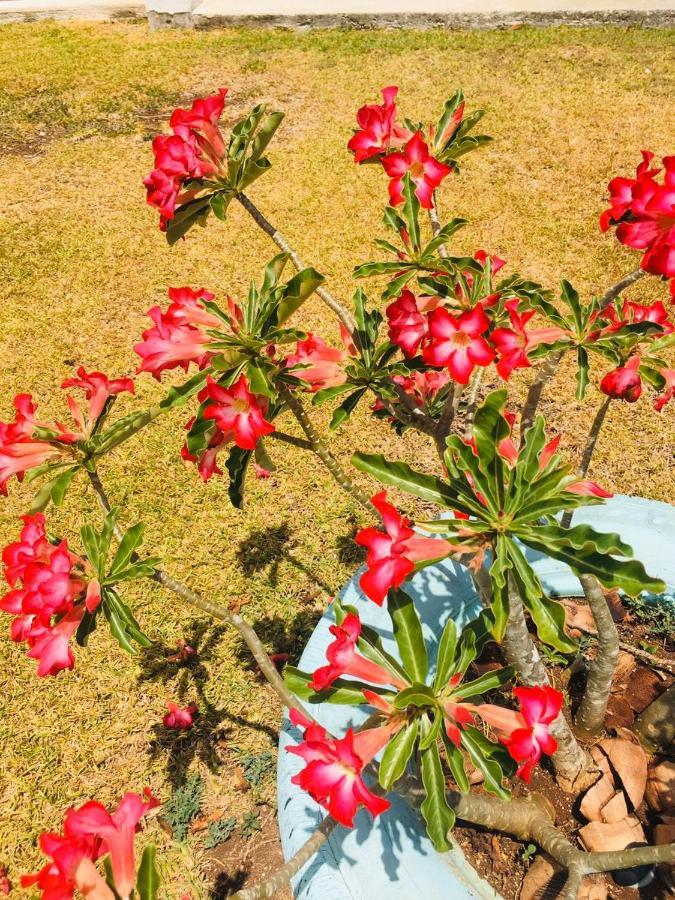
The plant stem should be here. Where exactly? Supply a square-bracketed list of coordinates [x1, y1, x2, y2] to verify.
[85, 469, 310, 719]
[560, 397, 611, 529]
[236, 192, 356, 334]
[279, 384, 372, 511]
[435, 383, 464, 452]
[635, 682, 675, 753]
[574, 574, 620, 737]
[268, 430, 313, 450]
[428, 192, 448, 258]
[502, 575, 592, 787]
[463, 369, 484, 439]
[519, 268, 647, 437]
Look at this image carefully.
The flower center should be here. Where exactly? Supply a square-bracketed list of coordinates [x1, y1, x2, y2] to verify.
[408, 161, 426, 180]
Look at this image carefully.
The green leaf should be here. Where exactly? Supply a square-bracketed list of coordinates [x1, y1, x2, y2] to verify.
[329, 388, 367, 430]
[136, 845, 160, 900]
[441, 731, 470, 793]
[226, 446, 254, 509]
[102, 589, 151, 653]
[247, 357, 275, 398]
[388, 589, 428, 683]
[576, 346, 589, 401]
[401, 174, 421, 252]
[159, 369, 211, 410]
[312, 383, 356, 406]
[424, 218, 467, 256]
[210, 191, 232, 221]
[109, 523, 144, 577]
[392, 684, 437, 710]
[418, 711, 443, 751]
[276, 267, 325, 325]
[419, 742, 455, 851]
[351, 452, 455, 507]
[379, 720, 419, 789]
[460, 726, 509, 799]
[489, 537, 511, 642]
[80, 524, 102, 574]
[451, 666, 514, 700]
[165, 196, 211, 245]
[249, 111, 284, 163]
[433, 617, 457, 691]
[75, 608, 100, 647]
[29, 466, 79, 512]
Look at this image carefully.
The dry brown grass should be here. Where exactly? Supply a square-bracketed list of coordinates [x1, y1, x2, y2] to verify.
[0, 20, 673, 897]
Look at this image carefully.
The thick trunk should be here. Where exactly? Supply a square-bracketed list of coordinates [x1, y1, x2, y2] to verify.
[574, 575, 620, 737]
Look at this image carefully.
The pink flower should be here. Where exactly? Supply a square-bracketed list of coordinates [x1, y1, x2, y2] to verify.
[61, 368, 134, 436]
[284, 334, 347, 392]
[381, 132, 452, 209]
[566, 480, 613, 499]
[21, 831, 112, 900]
[386, 291, 441, 357]
[169, 88, 229, 164]
[181, 419, 226, 482]
[163, 701, 199, 730]
[422, 306, 495, 384]
[310, 613, 408, 692]
[287, 709, 394, 827]
[60, 792, 158, 900]
[621, 298, 674, 333]
[201, 375, 275, 451]
[0, 395, 68, 496]
[355, 492, 459, 605]
[476, 686, 562, 783]
[654, 368, 675, 412]
[600, 354, 642, 402]
[134, 295, 215, 380]
[347, 86, 411, 163]
[392, 370, 450, 408]
[442, 674, 477, 747]
[600, 152, 675, 279]
[490, 300, 569, 381]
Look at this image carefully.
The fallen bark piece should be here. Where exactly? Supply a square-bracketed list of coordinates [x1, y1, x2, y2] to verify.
[626, 666, 664, 714]
[519, 853, 564, 900]
[600, 790, 629, 824]
[562, 599, 596, 637]
[611, 650, 636, 687]
[578, 816, 646, 853]
[645, 758, 675, 813]
[580, 772, 616, 822]
[598, 738, 648, 809]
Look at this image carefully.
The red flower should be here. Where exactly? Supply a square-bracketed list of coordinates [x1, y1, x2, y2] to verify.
[181, 418, 227, 482]
[21, 831, 111, 900]
[284, 334, 347, 392]
[600, 152, 675, 279]
[422, 306, 495, 384]
[621, 299, 674, 333]
[170, 88, 229, 164]
[163, 701, 199, 730]
[381, 131, 452, 209]
[490, 300, 569, 381]
[655, 368, 675, 412]
[201, 375, 274, 451]
[476, 686, 562, 782]
[355, 492, 459, 605]
[392, 370, 450, 408]
[442, 674, 477, 747]
[565, 479, 613, 499]
[600, 354, 642, 402]
[287, 709, 393, 827]
[61, 368, 134, 436]
[386, 291, 441, 357]
[347, 86, 411, 163]
[310, 613, 407, 692]
[0, 395, 70, 496]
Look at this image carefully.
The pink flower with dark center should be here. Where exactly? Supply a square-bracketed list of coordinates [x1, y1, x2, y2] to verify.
[490, 300, 569, 381]
[600, 354, 643, 403]
[347, 86, 411, 163]
[163, 701, 199, 730]
[134, 305, 214, 380]
[422, 306, 495, 384]
[476, 686, 562, 783]
[355, 492, 460, 605]
[654, 368, 675, 412]
[287, 709, 394, 827]
[284, 334, 348, 392]
[381, 131, 452, 209]
[310, 613, 408, 692]
[201, 375, 275, 451]
[600, 152, 675, 279]
[61, 368, 134, 436]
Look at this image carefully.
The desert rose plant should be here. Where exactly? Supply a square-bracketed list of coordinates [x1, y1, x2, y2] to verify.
[2, 85, 674, 899]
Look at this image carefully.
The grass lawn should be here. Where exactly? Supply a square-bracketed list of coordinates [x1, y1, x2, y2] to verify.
[0, 19, 673, 897]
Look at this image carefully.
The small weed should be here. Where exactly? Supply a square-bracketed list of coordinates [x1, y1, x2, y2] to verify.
[164, 774, 204, 842]
[241, 751, 275, 787]
[522, 843, 537, 863]
[240, 811, 262, 841]
[204, 816, 238, 849]
[623, 595, 675, 645]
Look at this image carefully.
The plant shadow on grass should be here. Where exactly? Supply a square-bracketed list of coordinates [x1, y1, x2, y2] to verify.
[210, 869, 247, 898]
[138, 617, 277, 789]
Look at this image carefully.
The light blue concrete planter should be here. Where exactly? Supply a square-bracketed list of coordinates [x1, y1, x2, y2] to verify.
[277, 495, 675, 900]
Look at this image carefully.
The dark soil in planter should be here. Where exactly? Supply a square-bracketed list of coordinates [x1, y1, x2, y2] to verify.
[450, 596, 674, 900]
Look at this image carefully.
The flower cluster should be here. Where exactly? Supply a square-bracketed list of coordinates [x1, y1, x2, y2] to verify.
[600, 151, 675, 287]
[144, 89, 228, 230]
[0, 514, 100, 676]
[348, 87, 452, 208]
[23, 791, 157, 900]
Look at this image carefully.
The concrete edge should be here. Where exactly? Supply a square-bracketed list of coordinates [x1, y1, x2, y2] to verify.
[0, 4, 144, 22]
[192, 9, 675, 30]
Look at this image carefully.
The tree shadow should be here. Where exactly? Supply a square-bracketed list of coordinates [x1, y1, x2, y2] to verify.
[232, 610, 324, 676]
[138, 618, 277, 788]
[209, 870, 248, 898]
